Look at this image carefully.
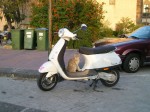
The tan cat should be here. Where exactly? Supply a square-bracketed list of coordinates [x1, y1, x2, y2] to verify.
[67, 53, 81, 73]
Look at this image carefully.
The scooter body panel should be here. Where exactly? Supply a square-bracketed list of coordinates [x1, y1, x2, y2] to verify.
[81, 51, 122, 70]
[48, 39, 90, 80]
[49, 39, 65, 61]
[38, 61, 57, 74]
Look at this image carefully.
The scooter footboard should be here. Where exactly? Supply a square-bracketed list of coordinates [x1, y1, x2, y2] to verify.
[67, 69, 97, 77]
[39, 61, 58, 74]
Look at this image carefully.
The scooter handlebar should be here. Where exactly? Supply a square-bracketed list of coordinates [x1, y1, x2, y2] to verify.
[72, 34, 79, 40]
[75, 36, 82, 40]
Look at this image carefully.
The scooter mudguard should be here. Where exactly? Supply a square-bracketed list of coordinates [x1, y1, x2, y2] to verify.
[38, 61, 57, 74]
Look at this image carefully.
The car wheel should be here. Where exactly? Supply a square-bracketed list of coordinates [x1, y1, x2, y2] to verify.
[123, 53, 140, 73]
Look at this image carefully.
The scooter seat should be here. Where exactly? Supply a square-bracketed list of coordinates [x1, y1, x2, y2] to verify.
[79, 45, 116, 55]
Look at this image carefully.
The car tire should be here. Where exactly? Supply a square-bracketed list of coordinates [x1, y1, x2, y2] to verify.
[123, 53, 140, 73]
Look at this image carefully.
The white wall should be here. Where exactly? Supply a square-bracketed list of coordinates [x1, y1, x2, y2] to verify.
[97, 0, 137, 30]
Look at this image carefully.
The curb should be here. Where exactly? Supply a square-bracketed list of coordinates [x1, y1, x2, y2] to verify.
[0, 68, 39, 79]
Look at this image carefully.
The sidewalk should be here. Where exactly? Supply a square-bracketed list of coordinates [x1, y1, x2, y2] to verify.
[0, 48, 77, 79]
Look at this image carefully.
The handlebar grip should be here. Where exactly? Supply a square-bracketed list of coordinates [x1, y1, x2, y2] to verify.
[76, 36, 82, 40]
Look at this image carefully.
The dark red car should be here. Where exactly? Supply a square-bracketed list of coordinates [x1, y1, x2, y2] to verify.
[94, 26, 150, 73]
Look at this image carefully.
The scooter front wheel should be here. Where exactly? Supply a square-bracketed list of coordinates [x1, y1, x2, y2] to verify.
[37, 73, 58, 91]
[100, 70, 120, 87]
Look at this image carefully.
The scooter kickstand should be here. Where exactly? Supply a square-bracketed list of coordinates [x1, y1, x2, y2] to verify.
[89, 79, 98, 90]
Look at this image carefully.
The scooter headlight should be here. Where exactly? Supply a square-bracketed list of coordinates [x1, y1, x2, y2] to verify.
[58, 28, 64, 37]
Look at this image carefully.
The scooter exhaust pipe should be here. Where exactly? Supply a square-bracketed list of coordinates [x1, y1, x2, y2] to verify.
[98, 72, 116, 81]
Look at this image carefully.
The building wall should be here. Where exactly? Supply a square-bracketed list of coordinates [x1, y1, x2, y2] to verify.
[0, 0, 142, 31]
[97, 0, 137, 30]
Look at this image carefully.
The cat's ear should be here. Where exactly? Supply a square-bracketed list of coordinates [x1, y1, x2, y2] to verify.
[73, 54, 76, 58]
[75, 53, 80, 56]
[77, 53, 80, 57]
[73, 53, 77, 57]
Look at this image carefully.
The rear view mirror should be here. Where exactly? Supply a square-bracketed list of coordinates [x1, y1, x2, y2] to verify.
[81, 24, 87, 31]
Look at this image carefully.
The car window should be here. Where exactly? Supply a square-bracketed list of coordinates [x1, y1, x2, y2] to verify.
[129, 26, 150, 39]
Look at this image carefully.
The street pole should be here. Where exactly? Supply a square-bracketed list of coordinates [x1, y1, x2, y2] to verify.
[146, 13, 148, 25]
[48, 0, 52, 50]
[145, 7, 149, 25]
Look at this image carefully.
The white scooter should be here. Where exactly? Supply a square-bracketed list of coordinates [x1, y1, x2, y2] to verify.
[37, 24, 122, 91]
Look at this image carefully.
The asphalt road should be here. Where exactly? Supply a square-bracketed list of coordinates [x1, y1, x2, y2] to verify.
[0, 101, 46, 112]
[0, 65, 150, 112]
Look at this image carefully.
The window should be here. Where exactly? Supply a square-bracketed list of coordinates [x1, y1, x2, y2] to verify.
[129, 26, 150, 39]
[144, 4, 149, 13]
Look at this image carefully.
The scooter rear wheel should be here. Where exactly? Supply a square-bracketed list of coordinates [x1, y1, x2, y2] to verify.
[37, 73, 58, 91]
[100, 70, 119, 87]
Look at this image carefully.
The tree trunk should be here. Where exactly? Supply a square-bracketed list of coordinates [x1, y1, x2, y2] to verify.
[5, 16, 12, 31]
[136, 0, 143, 24]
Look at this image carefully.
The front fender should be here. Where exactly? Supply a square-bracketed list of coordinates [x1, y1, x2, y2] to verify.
[39, 61, 57, 74]
[122, 49, 142, 56]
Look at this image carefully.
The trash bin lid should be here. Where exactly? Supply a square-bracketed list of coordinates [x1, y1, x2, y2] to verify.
[36, 28, 48, 30]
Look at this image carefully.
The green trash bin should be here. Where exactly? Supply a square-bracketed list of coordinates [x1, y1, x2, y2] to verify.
[11, 29, 24, 50]
[24, 29, 36, 49]
[36, 28, 48, 51]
